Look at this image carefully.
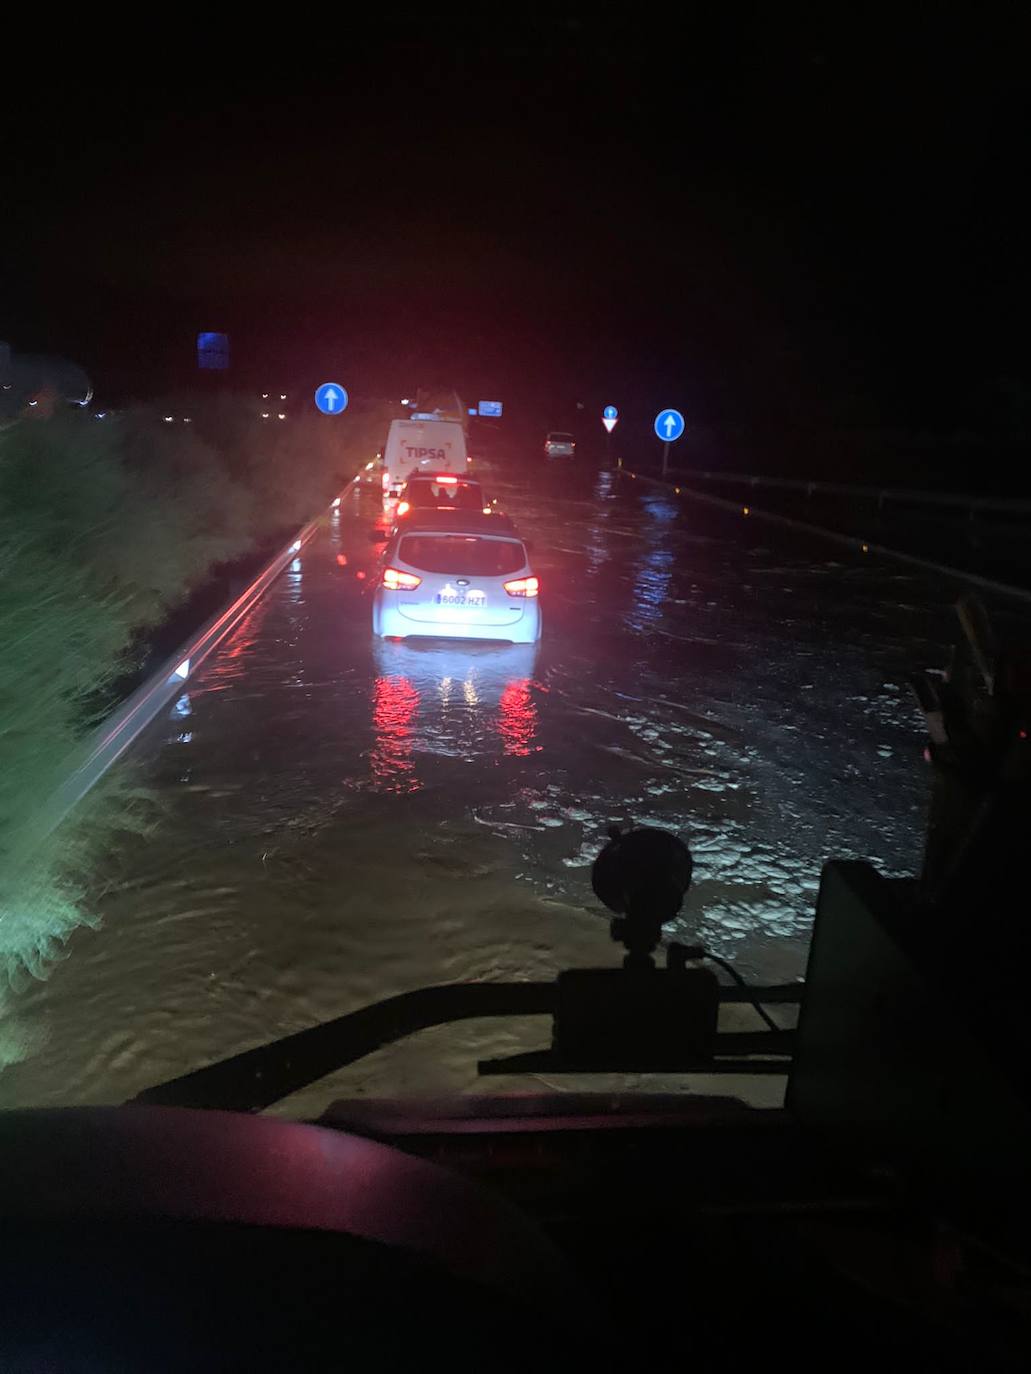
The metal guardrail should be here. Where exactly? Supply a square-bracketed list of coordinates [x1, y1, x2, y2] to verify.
[619, 468, 1031, 606]
[663, 468, 1031, 518]
[29, 471, 366, 848]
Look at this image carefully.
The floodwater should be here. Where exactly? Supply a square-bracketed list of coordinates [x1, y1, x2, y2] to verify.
[3, 450, 1017, 1115]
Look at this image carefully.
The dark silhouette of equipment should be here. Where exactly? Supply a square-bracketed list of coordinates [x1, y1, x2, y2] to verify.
[549, 824, 716, 1067]
[791, 594, 1031, 1264]
[591, 824, 694, 967]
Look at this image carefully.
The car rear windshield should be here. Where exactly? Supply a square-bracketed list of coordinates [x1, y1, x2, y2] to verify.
[406, 480, 483, 509]
[398, 535, 526, 576]
[549, 433, 573, 441]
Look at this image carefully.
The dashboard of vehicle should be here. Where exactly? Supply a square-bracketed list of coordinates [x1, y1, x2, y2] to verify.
[2, 1098, 1020, 1371]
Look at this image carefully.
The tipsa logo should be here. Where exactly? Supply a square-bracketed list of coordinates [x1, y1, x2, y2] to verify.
[404, 446, 447, 460]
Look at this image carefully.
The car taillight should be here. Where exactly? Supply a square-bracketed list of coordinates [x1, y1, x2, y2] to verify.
[381, 471, 390, 489]
[396, 500, 410, 516]
[436, 474, 458, 485]
[383, 567, 422, 590]
[504, 575, 539, 598]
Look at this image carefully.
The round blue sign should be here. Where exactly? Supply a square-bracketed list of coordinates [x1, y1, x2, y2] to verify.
[603, 404, 618, 420]
[314, 383, 349, 416]
[654, 408, 685, 442]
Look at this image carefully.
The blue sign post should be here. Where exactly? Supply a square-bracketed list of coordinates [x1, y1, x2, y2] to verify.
[602, 403, 618, 436]
[314, 383, 349, 415]
[654, 408, 685, 475]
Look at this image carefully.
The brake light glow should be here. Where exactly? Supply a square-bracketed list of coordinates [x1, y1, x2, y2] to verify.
[503, 575, 539, 598]
[396, 500, 411, 516]
[383, 567, 422, 590]
[382, 471, 390, 489]
[435, 474, 458, 485]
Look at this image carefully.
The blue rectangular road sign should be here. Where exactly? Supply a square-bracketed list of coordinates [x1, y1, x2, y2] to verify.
[197, 332, 230, 370]
[478, 400, 503, 417]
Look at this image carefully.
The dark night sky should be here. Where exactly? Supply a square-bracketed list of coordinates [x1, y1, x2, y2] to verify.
[3, 13, 1029, 427]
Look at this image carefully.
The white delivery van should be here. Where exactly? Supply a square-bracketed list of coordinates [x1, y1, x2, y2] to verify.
[381, 418, 468, 499]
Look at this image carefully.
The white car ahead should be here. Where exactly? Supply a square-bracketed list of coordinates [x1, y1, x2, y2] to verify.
[371, 511, 541, 644]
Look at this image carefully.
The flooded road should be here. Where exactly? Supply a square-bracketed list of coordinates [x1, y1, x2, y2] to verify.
[4, 449, 1018, 1113]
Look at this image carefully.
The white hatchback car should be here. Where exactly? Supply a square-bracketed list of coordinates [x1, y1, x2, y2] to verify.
[371, 512, 541, 644]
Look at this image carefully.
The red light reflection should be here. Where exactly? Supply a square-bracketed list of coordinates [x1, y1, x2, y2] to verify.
[498, 679, 541, 757]
[200, 602, 270, 692]
[370, 675, 422, 792]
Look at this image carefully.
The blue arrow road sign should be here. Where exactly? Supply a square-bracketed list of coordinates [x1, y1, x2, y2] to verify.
[654, 408, 685, 442]
[603, 404, 618, 420]
[315, 382, 348, 415]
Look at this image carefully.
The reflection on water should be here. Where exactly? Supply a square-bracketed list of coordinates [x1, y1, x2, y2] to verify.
[498, 679, 540, 756]
[641, 489, 678, 523]
[284, 558, 304, 605]
[594, 469, 614, 501]
[369, 641, 542, 785]
[625, 488, 678, 632]
[369, 675, 422, 793]
[627, 544, 675, 633]
[197, 601, 272, 693]
[582, 470, 616, 577]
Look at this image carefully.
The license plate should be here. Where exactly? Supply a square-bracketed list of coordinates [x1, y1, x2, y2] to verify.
[436, 593, 468, 606]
